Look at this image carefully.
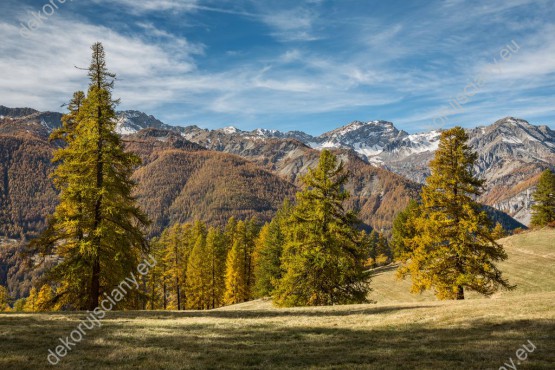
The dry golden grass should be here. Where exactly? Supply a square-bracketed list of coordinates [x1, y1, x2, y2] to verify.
[1, 229, 553, 369]
[369, 228, 555, 303]
[1, 293, 553, 369]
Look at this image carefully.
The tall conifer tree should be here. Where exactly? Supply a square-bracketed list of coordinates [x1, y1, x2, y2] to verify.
[205, 227, 227, 308]
[186, 233, 210, 309]
[223, 221, 249, 305]
[274, 150, 369, 307]
[253, 200, 291, 297]
[31, 43, 148, 310]
[161, 223, 190, 310]
[398, 127, 512, 300]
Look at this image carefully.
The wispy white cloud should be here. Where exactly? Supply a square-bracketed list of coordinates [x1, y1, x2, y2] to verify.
[91, 0, 199, 13]
[1, 0, 554, 133]
[257, 6, 321, 42]
[253, 1, 321, 42]
[0, 11, 201, 109]
[92, 0, 256, 17]
[0, 7, 398, 122]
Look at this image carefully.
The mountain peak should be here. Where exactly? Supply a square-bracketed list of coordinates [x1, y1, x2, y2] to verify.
[322, 120, 396, 138]
[219, 126, 240, 134]
[0, 105, 40, 118]
[493, 117, 531, 127]
[252, 128, 280, 136]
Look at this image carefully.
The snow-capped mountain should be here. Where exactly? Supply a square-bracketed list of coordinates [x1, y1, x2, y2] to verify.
[308, 121, 441, 167]
[1, 104, 553, 225]
[315, 121, 406, 154]
[176, 116, 553, 224]
[115, 110, 178, 135]
[222, 120, 441, 166]
[190, 119, 439, 165]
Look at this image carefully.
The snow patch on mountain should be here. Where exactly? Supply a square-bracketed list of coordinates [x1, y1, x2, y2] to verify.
[220, 126, 240, 134]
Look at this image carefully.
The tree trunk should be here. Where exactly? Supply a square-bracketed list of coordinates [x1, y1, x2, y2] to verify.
[89, 56, 105, 310]
[456, 285, 465, 300]
[89, 257, 100, 310]
[163, 282, 167, 310]
[89, 105, 104, 310]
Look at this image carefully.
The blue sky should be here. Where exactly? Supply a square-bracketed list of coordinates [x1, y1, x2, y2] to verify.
[1, 0, 554, 134]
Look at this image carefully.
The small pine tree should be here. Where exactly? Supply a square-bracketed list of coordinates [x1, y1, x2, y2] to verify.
[186, 233, 210, 310]
[24, 287, 38, 312]
[224, 217, 237, 248]
[145, 236, 169, 310]
[161, 223, 190, 310]
[365, 230, 379, 268]
[531, 169, 555, 227]
[205, 227, 227, 309]
[274, 150, 370, 307]
[254, 200, 292, 298]
[492, 223, 507, 240]
[223, 221, 249, 305]
[244, 217, 259, 297]
[13, 298, 26, 312]
[375, 233, 392, 265]
[0, 285, 9, 311]
[253, 223, 272, 297]
[397, 127, 513, 300]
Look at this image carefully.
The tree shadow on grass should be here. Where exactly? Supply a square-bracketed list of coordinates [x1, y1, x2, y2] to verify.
[115, 305, 430, 319]
[94, 319, 555, 369]
[1, 314, 553, 369]
[4, 304, 428, 320]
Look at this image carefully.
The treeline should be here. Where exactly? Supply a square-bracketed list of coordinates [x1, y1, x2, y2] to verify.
[141, 150, 387, 309]
[2, 149, 395, 311]
[146, 217, 258, 310]
[0, 43, 382, 311]
[118, 211, 391, 310]
[1, 217, 393, 312]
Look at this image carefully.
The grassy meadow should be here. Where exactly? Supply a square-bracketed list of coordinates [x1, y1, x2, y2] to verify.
[1, 229, 554, 369]
[369, 228, 555, 303]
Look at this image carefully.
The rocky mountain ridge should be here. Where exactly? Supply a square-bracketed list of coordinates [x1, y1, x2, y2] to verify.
[2, 105, 552, 224]
[0, 110, 443, 238]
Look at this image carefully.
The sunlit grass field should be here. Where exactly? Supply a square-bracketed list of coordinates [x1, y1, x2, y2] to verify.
[1, 229, 554, 369]
[369, 228, 555, 303]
